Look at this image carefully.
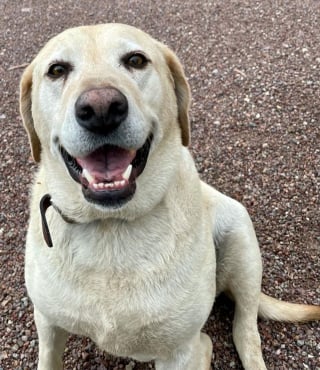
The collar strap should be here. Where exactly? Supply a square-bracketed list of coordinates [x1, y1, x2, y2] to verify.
[39, 194, 76, 248]
[40, 194, 53, 247]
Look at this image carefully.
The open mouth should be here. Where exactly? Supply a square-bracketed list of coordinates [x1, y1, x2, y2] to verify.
[60, 135, 152, 207]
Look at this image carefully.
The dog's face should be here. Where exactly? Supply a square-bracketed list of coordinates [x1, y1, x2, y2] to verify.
[20, 24, 190, 213]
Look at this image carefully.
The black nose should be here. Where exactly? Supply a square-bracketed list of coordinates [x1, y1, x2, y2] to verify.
[75, 87, 128, 134]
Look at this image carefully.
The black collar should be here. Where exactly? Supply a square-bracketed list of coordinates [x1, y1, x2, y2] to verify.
[40, 194, 76, 247]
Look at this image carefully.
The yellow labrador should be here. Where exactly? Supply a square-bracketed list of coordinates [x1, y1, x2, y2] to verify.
[20, 24, 320, 370]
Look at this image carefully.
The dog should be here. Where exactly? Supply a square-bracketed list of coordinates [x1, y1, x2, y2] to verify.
[20, 24, 320, 370]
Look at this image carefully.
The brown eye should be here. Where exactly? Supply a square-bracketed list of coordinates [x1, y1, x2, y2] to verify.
[125, 53, 149, 69]
[47, 63, 71, 79]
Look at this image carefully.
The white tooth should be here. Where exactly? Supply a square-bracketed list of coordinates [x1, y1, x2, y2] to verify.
[82, 168, 95, 183]
[114, 181, 121, 186]
[93, 183, 99, 189]
[122, 164, 132, 181]
[98, 183, 104, 189]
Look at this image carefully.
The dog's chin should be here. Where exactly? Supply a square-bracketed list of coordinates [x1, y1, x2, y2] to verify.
[59, 135, 152, 208]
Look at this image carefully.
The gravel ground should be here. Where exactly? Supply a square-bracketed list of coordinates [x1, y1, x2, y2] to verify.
[1, 0, 319, 369]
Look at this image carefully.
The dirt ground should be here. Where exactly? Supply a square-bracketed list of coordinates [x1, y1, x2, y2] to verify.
[0, 0, 319, 369]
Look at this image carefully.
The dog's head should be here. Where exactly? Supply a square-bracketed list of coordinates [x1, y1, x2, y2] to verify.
[20, 24, 190, 217]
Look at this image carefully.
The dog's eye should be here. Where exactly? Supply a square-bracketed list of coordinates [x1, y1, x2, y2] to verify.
[47, 63, 71, 79]
[124, 53, 149, 69]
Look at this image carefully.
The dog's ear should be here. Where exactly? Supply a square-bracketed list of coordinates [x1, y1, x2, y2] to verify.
[162, 46, 191, 147]
[20, 63, 41, 162]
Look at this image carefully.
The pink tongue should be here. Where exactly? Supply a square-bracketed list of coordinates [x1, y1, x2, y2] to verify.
[76, 146, 136, 181]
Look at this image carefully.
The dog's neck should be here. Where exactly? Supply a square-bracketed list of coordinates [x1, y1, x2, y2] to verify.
[40, 194, 77, 247]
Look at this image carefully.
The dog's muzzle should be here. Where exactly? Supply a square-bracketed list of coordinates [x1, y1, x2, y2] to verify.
[59, 87, 153, 207]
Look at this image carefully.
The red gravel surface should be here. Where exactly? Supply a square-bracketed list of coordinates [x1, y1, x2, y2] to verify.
[1, 1, 319, 369]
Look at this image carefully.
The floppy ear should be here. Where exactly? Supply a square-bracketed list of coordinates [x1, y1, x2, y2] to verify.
[20, 63, 41, 162]
[163, 46, 191, 146]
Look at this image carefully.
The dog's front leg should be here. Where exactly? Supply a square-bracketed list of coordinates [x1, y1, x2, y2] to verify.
[155, 332, 212, 370]
[34, 308, 68, 370]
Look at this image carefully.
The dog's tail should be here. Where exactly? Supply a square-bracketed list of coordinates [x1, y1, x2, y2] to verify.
[258, 293, 320, 322]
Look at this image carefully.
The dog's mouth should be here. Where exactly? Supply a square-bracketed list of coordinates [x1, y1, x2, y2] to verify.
[60, 135, 152, 207]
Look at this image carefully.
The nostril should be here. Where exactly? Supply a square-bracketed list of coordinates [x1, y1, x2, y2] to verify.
[77, 105, 94, 121]
[109, 100, 128, 122]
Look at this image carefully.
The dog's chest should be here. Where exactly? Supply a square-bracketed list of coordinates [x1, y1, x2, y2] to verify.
[27, 216, 214, 359]
[32, 255, 210, 359]
[46, 270, 175, 357]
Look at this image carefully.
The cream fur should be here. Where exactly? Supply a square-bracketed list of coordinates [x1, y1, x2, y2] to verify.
[20, 24, 319, 370]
